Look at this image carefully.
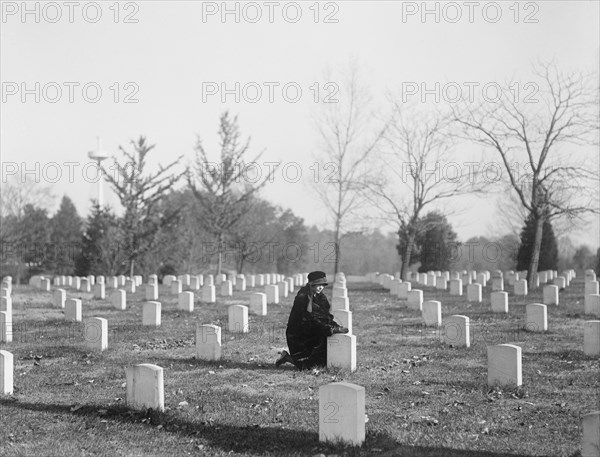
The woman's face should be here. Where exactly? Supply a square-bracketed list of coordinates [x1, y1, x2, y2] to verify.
[311, 284, 325, 295]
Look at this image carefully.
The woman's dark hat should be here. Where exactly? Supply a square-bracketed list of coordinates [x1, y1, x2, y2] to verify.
[308, 271, 328, 286]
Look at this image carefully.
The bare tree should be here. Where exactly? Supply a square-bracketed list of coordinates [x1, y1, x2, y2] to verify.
[452, 62, 599, 286]
[364, 102, 483, 280]
[101, 136, 185, 277]
[187, 112, 277, 275]
[312, 62, 387, 275]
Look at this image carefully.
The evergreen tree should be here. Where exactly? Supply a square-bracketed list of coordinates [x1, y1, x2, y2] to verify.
[516, 213, 558, 271]
[413, 212, 459, 272]
[49, 196, 82, 275]
[75, 204, 125, 276]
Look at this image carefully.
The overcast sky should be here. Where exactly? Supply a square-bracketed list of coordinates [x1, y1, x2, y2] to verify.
[2, 1, 599, 248]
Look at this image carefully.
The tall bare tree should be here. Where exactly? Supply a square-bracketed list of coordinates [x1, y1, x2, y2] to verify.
[452, 62, 599, 286]
[365, 103, 482, 280]
[101, 136, 185, 277]
[187, 112, 277, 275]
[312, 62, 387, 275]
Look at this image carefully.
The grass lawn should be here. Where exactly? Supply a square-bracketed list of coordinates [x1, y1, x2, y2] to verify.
[1, 276, 598, 457]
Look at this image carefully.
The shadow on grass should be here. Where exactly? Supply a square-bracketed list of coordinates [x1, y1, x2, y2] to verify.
[0, 398, 534, 457]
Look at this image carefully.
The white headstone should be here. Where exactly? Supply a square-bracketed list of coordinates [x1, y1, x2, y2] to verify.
[65, 298, 82, 322]
[93, 283, 105, 300]
[554, 276, 566, 290]
[0, 350, 14, 395]
[40, 278, 51, 291]
[265, 285, 279, 305]
[108, 276, 118, 288]
[333, 286, 348, 299]
[443, 315, 470, 347]
[249, 293, 267, 316]
[189, 275, 201, 290]
[53, 289, 66, 308]
[257, 274, 265, 286]
[449, 279, 463, 296]
[112, 289, 126, 310]
[277, 281, 289, 299]
[491, 291, 509, 313]
[585, 280, 600, 297]
[319, 382, 365, 446]
[178, 292, 194, 312]
[220, 280, 233, 297]
[236, 276, 247, 292]
[327, 334, 356, 372]
[467, 284, 482, 303]
[171, 279, 182, 295]
[285, 277, 294, 293]
[407, 290, 423, 310]
[145, 283, 158, 301]
[582, 411, 600, 457]
[398, 281, 413, 300]
[196, 324, 221, 361]
[422, 300, 441, 327]
[1, 296, 12, 315]
[475, 273, 487, 287]
[543, 285, 559, 305]
[202, 285, 216, 303]
[436, 276, 448, 290]
[0, 312, 11, 343]
[84, 317, 108, 351]
[333, 309, 352, 334]
[331, 296, 349, 312]
[583, 321, 600, 357]
[514, 279, 528, 296]
[80, 278, 90, 292]
[492, 277, 504, 291]
[143, 301, 161, 327]
[525, 303, 547, 332]
[228, 305, 248, 333]
[126, 364, 164, 411]
[487, 344, 522, 387]
[585, 294, 600, 317]
[163, 275, 175, 286]
[248, 275, 255, 288]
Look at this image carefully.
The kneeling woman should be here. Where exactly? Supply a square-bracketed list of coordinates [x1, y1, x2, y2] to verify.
[276, 271, 348, 370]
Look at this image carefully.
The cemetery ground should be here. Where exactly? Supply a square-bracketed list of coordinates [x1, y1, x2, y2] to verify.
[1, 278, 598, 457]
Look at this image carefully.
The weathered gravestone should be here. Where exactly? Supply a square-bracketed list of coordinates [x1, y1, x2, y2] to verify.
[126, 364, 164, 411]
[319, 382, 365, 446]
